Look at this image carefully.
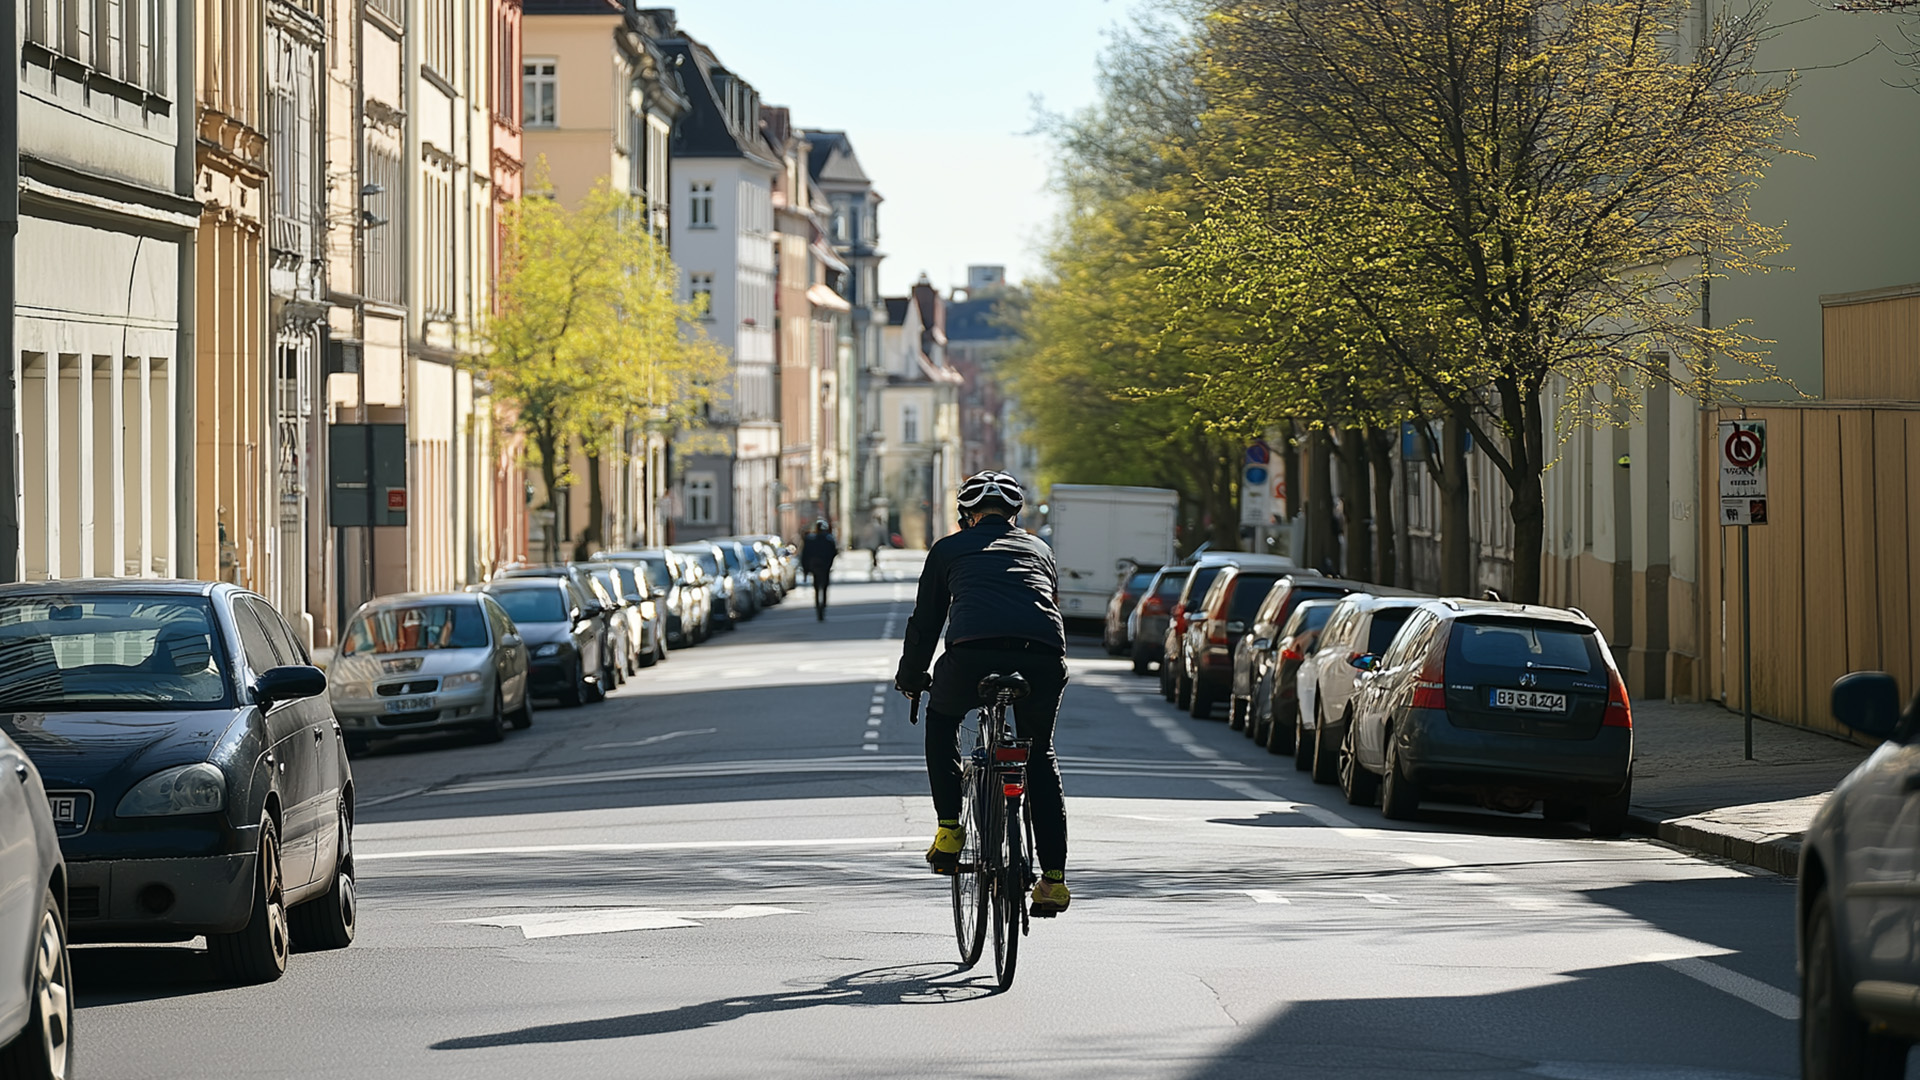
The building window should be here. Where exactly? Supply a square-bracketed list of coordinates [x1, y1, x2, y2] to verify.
[27, 0, 168, 94]
[689, 272, 714, 318]
[522, 59, 556, 127]
[689, 181, 714, 228]
[425, 0, 452, 77]
[685, 473, 716, 525]
[902, 403, 920, 445]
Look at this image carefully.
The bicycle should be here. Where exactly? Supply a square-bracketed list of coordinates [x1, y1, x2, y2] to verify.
[907, 672, 1039, 990]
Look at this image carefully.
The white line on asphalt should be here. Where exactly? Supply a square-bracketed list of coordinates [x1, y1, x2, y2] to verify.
[863, 731, 879, 740]
[457, 904, 800, 939]
[1243, 890, 1291, 904]
[1392, 852, 1461, 869]
[1446, 870, 1504, 884]
[583, 728, 718, 751]
[1211, 779, 1357, 828]
[868, 706, 886, 716]
[1658, 956, 1800, 1020]
[861, 744, 879, 752]
[1361, 893, 1398, 904]
[867, 717, 882, 727]
[357, 786, 428, 809]
[360, 836, 928, 862]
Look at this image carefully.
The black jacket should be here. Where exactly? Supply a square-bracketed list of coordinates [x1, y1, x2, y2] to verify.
[900, 517, 1065, 676]
[801, 532, 838, 573]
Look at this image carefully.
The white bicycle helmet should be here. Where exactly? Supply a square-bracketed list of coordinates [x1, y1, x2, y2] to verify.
[957, 471, 1026, 515]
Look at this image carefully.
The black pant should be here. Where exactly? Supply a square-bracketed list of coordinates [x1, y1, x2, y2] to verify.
[811, 571, 830, 617]
[925, 645, 1069, 873]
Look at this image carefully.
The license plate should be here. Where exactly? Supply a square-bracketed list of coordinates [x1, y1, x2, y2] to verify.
[1490, 689, 1566, 713]
[384, 696, 436, 714]
[45, 791, 92, 835]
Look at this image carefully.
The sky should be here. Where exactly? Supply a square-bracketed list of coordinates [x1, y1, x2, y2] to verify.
[661, 1, 1131, 297]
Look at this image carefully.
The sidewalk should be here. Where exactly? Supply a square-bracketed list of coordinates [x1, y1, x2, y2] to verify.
[1627, 698, 1871, 876]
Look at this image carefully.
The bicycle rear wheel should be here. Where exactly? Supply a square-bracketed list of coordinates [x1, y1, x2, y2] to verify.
[952, 764, 989, 968]
[991, 795, 1023, 989]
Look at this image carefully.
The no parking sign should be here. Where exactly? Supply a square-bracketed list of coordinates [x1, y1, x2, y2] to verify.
[1718, 420, 1768, 526]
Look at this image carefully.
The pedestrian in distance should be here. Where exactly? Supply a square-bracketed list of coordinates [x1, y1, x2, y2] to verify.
[801, 519, 838, 621]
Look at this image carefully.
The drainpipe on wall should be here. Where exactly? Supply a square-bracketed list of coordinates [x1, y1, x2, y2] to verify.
[173, 0, 198, 578]
[0, 0, 20, 581]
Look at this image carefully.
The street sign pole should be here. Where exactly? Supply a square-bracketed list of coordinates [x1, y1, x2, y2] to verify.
[1741, 523, 1751, 761]
[1717, 417, 1767, 761]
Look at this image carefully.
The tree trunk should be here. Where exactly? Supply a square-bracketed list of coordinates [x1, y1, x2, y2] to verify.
[534, 429, 563, 566]
[1440, 416, 1472, 596]
[578, 449, 606, 561]
[1281, 424, 1302, 563]
[1340, 427, 1372, 581]
[1305, 428, 1335, 573]
[1212, 447, 1240, 550]
[1507, 392, 1547, 604]
[1366, 425, 1396, 588]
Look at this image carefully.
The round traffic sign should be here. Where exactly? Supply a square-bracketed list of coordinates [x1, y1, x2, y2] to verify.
[1245, 443, 1270, 465]
[1725, 429, 1762, 470]
[1245, 466, 1268, 485]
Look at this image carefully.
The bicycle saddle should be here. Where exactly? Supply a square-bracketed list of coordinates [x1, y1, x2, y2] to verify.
[977, 672, 1031, 701]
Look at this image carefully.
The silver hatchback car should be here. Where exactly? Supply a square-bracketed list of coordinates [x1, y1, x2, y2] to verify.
[330, 593, 533, 752]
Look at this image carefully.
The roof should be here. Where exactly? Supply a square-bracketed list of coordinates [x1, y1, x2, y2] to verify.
[479, 577, 569, 590]
[658, 33, 778, 168]
[355, 591, 485, 607]
[884, 297, 911, 325]
[522, 0, 621, 12]
[1428, 598, 1597, 627]
[946, 296, 1013, 342]
[0, 578, 221, 597]
[1191, 553, 1299, 570]
[805, 131, 871, 185]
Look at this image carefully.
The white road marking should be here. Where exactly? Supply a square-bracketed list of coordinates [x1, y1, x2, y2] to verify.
[1531, 1063, 1789, 1080]
[361, 835, 927, 862]
[863, 731, 880, 741]
[1393, 852, 1460, 869]
[1243, 890, 1291, 904]
[457, 904, 799, 939]
[1361, 893, 1398, 905]
[868, 705, 886, 715]
[861, 744, 879, 752]
[357, 786, 428, 809]
[583, 728, 718, 751]
[866, 717, 882, 727]
[1211, 778, 1357, 828]
[1658, 956, 1799, 1021]
[1447, 870, 1504, 884]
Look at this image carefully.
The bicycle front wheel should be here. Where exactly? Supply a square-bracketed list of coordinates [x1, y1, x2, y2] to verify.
[952, 765, 989, 968]
[991, 795, 1023, 990]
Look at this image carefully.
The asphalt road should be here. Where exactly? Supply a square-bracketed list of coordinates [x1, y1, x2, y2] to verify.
[76, 564, 1806, 1079]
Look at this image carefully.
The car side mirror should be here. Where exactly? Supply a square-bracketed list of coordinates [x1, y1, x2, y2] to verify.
[1833, 671, 1903, 741]
[257, 665, 327, 709]
[1350, 654, 1380, 671]
[1252, 638, 1273, 652]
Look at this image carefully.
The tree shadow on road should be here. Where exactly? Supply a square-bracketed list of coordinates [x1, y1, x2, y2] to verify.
[430, 963, 994, 1050]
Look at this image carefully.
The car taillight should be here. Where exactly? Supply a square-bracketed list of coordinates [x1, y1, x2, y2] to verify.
[1605, 668, 1633, 728]
[1281, 644, 1303, 662]
[1410, 649, 1447, 710]
[1143, 597, 1166, 616]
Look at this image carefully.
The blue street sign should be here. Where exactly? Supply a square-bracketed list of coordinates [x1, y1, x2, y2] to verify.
[1245, 442, 1270, 465]
[1245, 466, 1268, 485]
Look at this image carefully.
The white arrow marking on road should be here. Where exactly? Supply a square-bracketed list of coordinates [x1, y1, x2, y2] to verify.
[1243, 890, 1291, 904]
[458, 904, 800, 939]
[584, 728, 718, 751]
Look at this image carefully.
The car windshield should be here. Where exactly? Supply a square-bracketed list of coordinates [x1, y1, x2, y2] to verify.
[1183, 566, 1226, 610]
[1154, 571, 1190, 599]
[1230, 576, 1282, 620]
[589, 569, 628, 604]
[488, 587, 568, 624]
[1125, 571, 1156, 593]
[0, 594, 230, 709]
[683, 551, 721, 576]
[636, 558, 674, 591]
[1452, 621, 1596, 673]
[720, 546, 744, 571]
[1365, 608, 1417, 655]
[343, 604, 488, 655]
[1285, 603, 1335, 636]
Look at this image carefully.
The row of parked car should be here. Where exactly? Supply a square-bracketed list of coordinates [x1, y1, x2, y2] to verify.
[0, 536, 803, 1076]
[332, 536, 799, 752]
[1107, 551, 1636, 834]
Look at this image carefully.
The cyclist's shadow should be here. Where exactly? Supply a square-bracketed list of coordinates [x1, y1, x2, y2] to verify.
[432, 963, 995, 1050]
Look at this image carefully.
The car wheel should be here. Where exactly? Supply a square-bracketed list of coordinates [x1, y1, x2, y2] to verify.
[1131, 648, 1152, 676]
[1339, 723, 1378, 806]
[1266, 701, 1295, 756]
[474, 690, 508, 743]
[1804, 888, 1909, 1079]
[656, 636, 669, 664]
[0, 887, 73, 1080]
[584, 667, 607, 704]
[1227, 696, 1247, 731]
[344, 735, 370, 758]
[509, 690, 534, 730]
[1310, 706, 1339, 785]
[209, 816, 290, 984]
[1175, 670, 1193, 711]
[639, 637, 659, 667]
[1188, 677, 1214, 719]
[1160, 663, 1175, 701]
[1380, 731, 1420, 820]
[292, 798, 356, 951]
[1587, 774, 1632, 838]
[1292, 712, 1313, 771]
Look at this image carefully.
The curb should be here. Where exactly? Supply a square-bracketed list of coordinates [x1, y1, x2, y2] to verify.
[1628, 809, 1801, 878]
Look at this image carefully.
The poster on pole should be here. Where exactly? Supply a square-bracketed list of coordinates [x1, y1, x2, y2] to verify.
[1718, 420, 1768, 526]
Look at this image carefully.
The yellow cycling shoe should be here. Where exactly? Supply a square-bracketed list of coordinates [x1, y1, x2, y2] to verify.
[1031, 877, 1070, 917]
[925, 826, 965, 875]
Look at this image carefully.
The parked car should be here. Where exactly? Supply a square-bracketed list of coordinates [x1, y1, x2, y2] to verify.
[1103, 563, 1161, 656]
[1336, 599, 1633, 832]
[479, 578, 607, 707]
[1183, 565, 1291, 719]
[1167, 554, 1298, 715]
[1799, 672, 1920, 1077]
[714, 540, 763, 618]
[1130, 566, 1191, 676]
[494, 565, 623, 689]
[0, 581, 354, 984]
[579, 562, 657, 674]
[0, 728, 72, 1078]
[1228, 576, 1359, 736]
[332, 593, 533, 751]
[592, 550, 688, 652]
[674, 543, 740, 631]
[1242, 597, 1340, 758]
[726, 538, 782, 607]
[1298, 593, 1427, 783]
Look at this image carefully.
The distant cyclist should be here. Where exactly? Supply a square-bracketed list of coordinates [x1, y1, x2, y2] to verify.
[801, 519, 838, 621]
[894, 471, 1071, 916]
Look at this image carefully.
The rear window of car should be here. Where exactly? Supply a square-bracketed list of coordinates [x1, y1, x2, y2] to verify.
[720, 546, 744, 570]
[343, 603, 489, 656]
[636, 558, 674, 590]
[1125, 571, 1156, 593]
[1283, 602, 1335, 637]
[487, 587, 568, 625]
[1183, 566, 1226, 610]
[1365, 608, 1418, 656]
[1230, 575, 1282, 620]
[1449, 620, 1597, 674]
[0, 594, 232, 708]
[1154, 570, 1190, 598]
[681, 551, 721, 576]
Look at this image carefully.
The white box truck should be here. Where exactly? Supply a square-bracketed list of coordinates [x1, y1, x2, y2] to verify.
[1046, 484, 1180, 623]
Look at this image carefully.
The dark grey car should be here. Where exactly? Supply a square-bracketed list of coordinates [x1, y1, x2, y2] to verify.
[0, 729, 71, 1079]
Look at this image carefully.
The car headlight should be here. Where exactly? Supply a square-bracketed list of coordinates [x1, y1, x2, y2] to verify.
[443, 671, 483, 689]
[640, 600, 657, 620]
[118, 763, 226, 817]
[331, 680, 374, 701]
[534, 643, 563, 657]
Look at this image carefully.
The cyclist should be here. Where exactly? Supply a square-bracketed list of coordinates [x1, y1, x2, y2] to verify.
[801, 519, 838, 621]
[895, 471, 1071, 916]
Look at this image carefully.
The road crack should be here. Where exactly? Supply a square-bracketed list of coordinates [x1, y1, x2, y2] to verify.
[1193, 974, 1241, 1027]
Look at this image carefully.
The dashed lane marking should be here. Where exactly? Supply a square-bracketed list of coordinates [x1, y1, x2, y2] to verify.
[1244, 890, 1290, 904]
[1657, 956, 1799, 1021]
